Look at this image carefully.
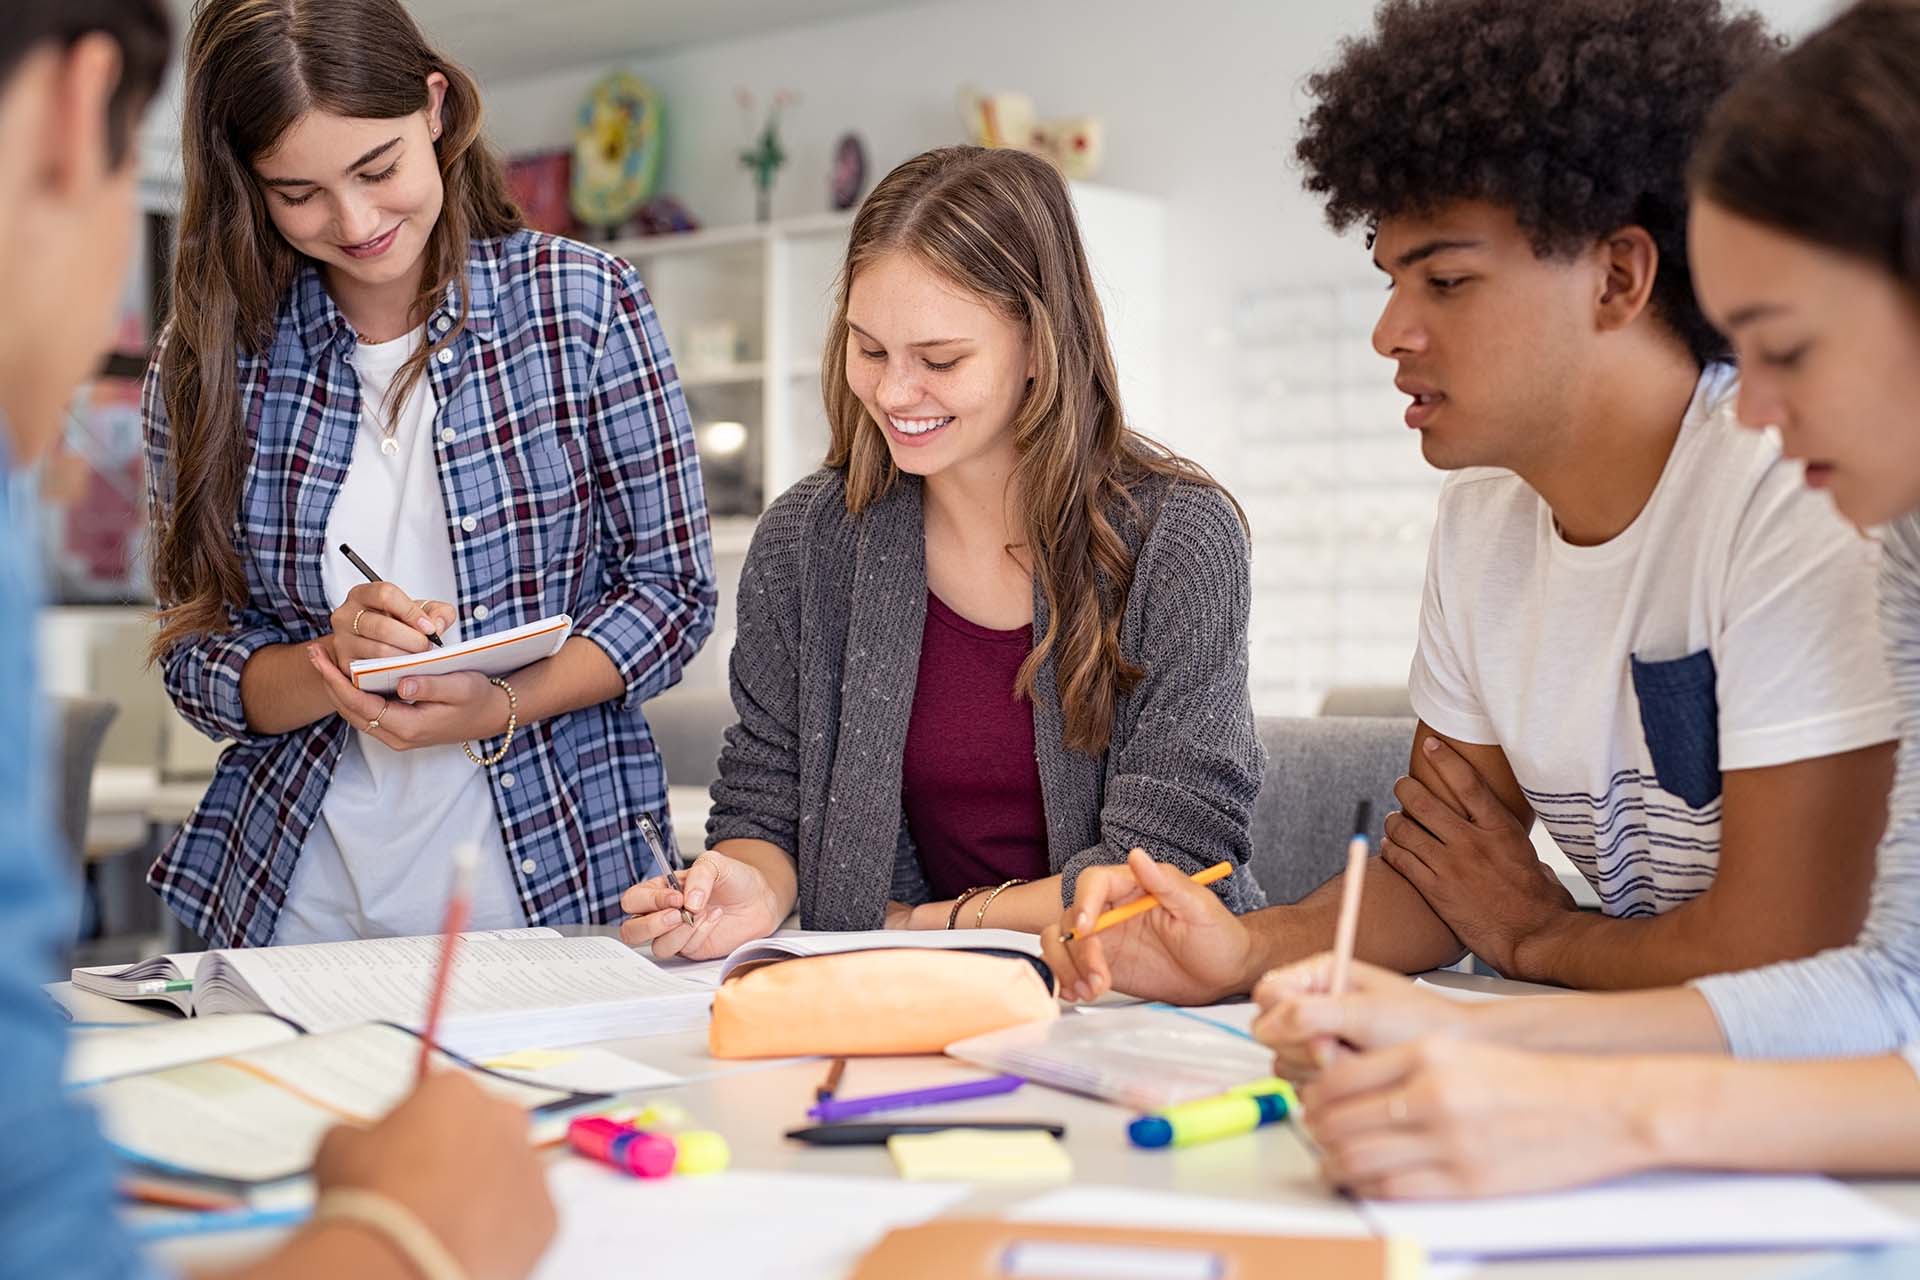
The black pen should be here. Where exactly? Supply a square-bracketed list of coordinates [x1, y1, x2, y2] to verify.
[786, 1121, 1066, 1147]
[337, 542, 443, 646]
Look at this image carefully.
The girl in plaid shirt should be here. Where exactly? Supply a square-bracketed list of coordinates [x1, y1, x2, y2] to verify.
[142, 0, 716, 947]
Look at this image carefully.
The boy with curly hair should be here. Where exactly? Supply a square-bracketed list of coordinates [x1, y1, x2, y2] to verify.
[1046, 0, 1901, 1009]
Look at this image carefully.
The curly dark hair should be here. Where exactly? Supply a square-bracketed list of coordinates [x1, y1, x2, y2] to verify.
[1295, 0, 1780, 366]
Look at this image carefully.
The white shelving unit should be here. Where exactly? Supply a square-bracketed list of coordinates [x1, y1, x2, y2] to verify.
[603, 212, 852, 692]
[605, 211, 855, 522]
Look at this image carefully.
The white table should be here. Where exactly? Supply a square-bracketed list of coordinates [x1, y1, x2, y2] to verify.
[50, 972, 1920, 1280]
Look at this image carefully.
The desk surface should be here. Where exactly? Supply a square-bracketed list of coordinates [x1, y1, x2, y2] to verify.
[48, 975, 1920, 1280]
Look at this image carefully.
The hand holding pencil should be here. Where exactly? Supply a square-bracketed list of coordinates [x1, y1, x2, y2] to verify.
[1249, 799, 1479, 1081]
[1041, 849, 1257, 1007]
[327, 580, 457, 669]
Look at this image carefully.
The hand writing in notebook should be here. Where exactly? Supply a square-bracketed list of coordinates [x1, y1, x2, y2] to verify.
[307, 644, 517, 754]
[1251, 954, 1471, 1081]
[620, 847, 784, 960]
[1296, 1035, 1651, 1200]
[327, 580, 454, 666]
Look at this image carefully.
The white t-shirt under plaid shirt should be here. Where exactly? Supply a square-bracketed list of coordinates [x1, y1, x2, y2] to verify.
[1408, 363, 1896, 920]
[274, 326, 525, 943]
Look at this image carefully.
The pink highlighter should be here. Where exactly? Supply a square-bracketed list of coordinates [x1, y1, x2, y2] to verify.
[567, 1116, 676, 1178]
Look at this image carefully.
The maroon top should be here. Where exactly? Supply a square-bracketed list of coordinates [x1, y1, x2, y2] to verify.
[901, 591, 1051, 900]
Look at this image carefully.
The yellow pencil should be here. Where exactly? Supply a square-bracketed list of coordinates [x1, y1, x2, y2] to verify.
[1058, 860, 1233, 943]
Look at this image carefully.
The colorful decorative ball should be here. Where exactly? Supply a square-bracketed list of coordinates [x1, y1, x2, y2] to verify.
[571, 70, 663, 228]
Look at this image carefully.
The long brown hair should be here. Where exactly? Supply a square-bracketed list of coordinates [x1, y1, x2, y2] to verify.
[150, 0, 520, 658]
[1692, 1, 1920, 289]
[823, 146, 1242, 755]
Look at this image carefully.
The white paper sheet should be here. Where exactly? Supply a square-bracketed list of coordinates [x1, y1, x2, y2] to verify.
[533, 1165, 970, 1279]
[65, 1014, 297, 1086]
[88, 1023, 567, 1184]
[480, 1045, 682, 1094]
[1412, 977, 1512, 1004]
[1363, 1171, 1920, 1260]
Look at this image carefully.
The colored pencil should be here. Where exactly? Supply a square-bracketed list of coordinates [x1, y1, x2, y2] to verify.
[1058, 861, 1233, 943]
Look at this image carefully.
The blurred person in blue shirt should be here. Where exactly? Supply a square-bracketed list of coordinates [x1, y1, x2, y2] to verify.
[0, 4, 553, 1277]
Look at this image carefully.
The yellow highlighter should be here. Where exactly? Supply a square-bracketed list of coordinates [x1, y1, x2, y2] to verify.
[606, 1101, 732, 1175]
[1127, 1077, 1299, 1149]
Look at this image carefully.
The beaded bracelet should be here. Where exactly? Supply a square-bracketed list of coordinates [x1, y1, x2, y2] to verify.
[462, 676, 518, 768]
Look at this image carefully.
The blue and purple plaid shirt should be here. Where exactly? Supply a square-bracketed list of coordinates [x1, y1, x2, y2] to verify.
[143, 230, 717, 947]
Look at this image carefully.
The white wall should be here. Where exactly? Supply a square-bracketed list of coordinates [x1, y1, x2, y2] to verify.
[482, 0, 1369, 474]
[474, 0, 1845, 713]
[479, 0, 1842, 442]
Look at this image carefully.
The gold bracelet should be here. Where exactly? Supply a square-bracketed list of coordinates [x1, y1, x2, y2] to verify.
[462, 676, 518, 768]
[946, 885, 992, 930]
[973, 877, 1028, 929]
[312, 1188, 467, 1280]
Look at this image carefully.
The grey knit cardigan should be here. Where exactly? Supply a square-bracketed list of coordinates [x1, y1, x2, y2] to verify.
[704, 466, 1269, 930]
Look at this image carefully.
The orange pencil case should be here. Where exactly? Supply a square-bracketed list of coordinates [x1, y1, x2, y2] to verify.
[707, 947, 1058, 1059]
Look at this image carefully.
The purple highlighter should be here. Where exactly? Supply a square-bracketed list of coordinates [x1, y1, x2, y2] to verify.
[806, 1074, 1027, 1123]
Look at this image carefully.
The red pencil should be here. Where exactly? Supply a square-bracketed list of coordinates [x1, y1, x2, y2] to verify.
[417, 844, 478, 1081]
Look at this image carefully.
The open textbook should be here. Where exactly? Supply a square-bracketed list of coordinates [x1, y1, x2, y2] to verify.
[72, 926, 1047, 1063]
[73, 929, 714, 1059]
[84, 1022, 591, 1191]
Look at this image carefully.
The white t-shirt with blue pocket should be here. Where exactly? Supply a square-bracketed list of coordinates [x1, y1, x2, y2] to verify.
[1408, 362, 1897, 919]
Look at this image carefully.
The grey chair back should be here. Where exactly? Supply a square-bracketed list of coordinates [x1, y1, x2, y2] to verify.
[1317, 686, 1416, 718]
[53, 695, 118, 867]
[1249, 716, 1414, 904]
[642, 687, 736, 791]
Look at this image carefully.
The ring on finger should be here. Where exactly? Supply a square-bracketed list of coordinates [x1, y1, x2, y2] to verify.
[351, 608, 369, 637]
[365, 698, 389, 733]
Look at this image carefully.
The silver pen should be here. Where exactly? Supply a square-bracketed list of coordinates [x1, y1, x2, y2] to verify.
[638, 814, 695, 926]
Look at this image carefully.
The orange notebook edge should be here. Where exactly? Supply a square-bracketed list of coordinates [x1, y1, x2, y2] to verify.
[849, 1218, 1427, 1280]
[348, 617, 570, 690]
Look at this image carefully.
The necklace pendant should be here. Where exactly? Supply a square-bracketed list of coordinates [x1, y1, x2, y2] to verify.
[380, 437, 400, 457]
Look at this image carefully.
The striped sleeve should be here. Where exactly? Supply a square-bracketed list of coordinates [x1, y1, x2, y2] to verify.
[1692, 515, 1920, 1057]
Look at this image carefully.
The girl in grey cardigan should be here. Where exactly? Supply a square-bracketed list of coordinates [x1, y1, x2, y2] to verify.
[622, 145, 1266, 954]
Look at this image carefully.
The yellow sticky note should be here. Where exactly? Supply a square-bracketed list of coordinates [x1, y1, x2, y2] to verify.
[481, 1048, 580, 1072]
[886, 1129, 1073, 1183]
